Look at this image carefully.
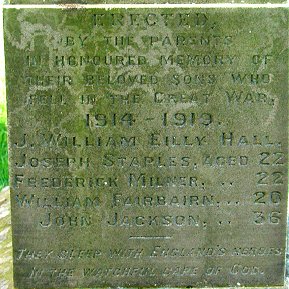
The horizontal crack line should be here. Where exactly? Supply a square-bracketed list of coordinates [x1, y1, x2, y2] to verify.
[129, 236, 172, 240]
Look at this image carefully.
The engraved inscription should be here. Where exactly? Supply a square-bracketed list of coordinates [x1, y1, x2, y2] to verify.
[4, 7, 288, 288]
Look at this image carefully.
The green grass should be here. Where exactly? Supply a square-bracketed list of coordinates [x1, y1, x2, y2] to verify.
[0, 100, 8, 191]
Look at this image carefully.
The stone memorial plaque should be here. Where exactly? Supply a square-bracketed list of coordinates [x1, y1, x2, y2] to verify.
[4, 7, 288, 288]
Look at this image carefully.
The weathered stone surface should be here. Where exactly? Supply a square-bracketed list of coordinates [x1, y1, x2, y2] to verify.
[4, 7, 288, 289]
[1, 186, 289, 289]
[4, 0, 288, 5]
